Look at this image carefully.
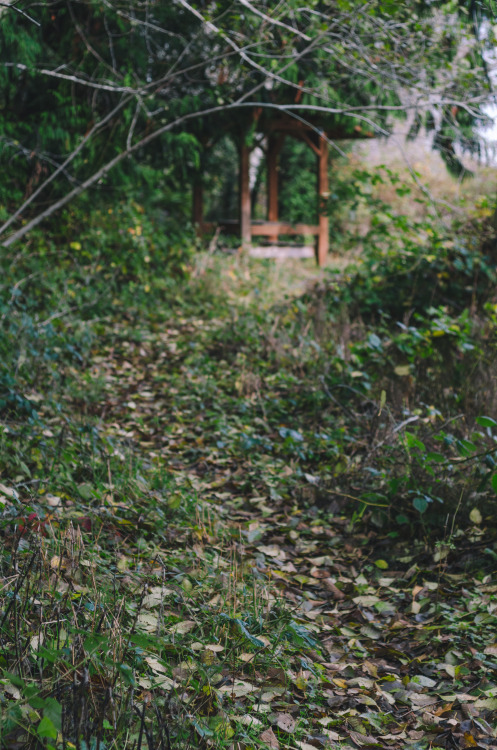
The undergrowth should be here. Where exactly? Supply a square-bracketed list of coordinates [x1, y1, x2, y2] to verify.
[1, 177, 497, 748]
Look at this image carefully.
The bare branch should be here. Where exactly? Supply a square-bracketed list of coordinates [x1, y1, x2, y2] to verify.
[0, 0, 40, 26]
[0, 96, 132, 237]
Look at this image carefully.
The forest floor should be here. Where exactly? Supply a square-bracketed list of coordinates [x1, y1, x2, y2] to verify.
[1, 249, 497, 750]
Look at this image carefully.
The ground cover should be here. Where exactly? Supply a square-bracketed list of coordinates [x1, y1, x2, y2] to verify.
[0, 203, 497, 749]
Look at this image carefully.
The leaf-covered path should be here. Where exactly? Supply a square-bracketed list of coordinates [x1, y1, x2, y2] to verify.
[1, 257, 496, 749]
[75, 261, 497, 749]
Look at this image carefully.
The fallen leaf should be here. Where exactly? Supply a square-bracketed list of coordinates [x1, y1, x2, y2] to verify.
[260, 727, 279, 749]
[46, 494, 62, 507]
[143, 586, 174, 608]
[136, 613, 158, 632]
[349, 730, 379, 746]
[259, 545, 286, 560]
[352, 595, 380, 607]
[474, 697, 497, 710]
[169, 620, 196, 635]
[217, 680, 256, 698]
[3, 682, 21, 699]
[30, 633, 44, 651]
[236, 715, 262, 727]
[145, 656, 168, 674]
[0, 483, 18, 499]
[323, 578, 346, 599]
[469, 508, 482, 525]
[374, 559, 388, 569]
[276, 712, 296, 733]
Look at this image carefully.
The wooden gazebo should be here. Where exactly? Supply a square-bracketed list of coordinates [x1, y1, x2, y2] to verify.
[192, 111, 373, 266]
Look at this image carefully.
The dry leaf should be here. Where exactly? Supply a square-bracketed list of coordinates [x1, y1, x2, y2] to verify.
[217, 680, 255, 698]
[169, 620, 196, 635]
[145, 656, 168, 674]
[352, 595, 380, 607]
[30, 633, 44, 651]
[0, 483, 18, 499]
[136, 612, 158, 632]
[259, 545, 286, 560]
[143, 586, 174, 608]
[236, 715, 262, 727]
[469, 508, 482, 525]
[276, 712, 296, 733]
[323, 578, 346, 599]
[260, 727, 279, 749]
[349, 730, 379, 746]
[483, 643, 497, 656]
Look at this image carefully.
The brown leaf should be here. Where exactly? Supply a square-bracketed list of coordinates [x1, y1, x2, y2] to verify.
[349, 730, 379, 746]
[266, 666, 286, 684]
[276, 712, 296, 733]
[260, 727, 280, 749]
[322, 578, 346, 599]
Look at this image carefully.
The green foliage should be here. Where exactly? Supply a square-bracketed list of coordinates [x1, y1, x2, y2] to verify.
[0, 0, 492, 247]
[0, 170, 497, 746]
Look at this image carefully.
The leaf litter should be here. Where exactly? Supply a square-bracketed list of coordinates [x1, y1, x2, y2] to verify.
[0, 259, 496, 749]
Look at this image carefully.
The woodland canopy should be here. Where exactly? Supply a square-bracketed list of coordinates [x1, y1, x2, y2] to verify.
[0, 0, 494, 246]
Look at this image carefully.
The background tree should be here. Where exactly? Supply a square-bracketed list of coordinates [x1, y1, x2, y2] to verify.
[0, 0, 494, 247]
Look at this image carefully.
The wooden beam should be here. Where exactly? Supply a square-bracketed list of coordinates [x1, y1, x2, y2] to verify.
[266, 117, 314, 133]
[263, 114, 375, 140]
[239, 139, 251, 247]
[267, 135, 284, 243]
[249, 246, 314, 259]
[251, 222, 319, 236]
[298, 131, 322, 157]
[192, 177, 203, 236]
[317, 133, 329, 266]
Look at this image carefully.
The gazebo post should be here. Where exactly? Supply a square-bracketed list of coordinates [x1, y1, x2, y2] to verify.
[267, 135, 284, 244]
[192, 176, 203, 236]
[239, 138, 251, 247]
[317, 133, 329, 266]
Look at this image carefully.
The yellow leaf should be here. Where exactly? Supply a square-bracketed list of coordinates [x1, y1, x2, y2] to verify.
[469, 508, 482, 525]
[295, 675, 307, 691]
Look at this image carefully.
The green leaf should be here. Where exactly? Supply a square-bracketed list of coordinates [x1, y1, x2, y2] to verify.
[3, 671, 25, 689]
[426, 452, 445, 463]
[476, 416, 497, 429]
[116, 663, 135, 685]
[405, 431, 425, 451]
[374, 559, 389, 569]
[413, 496, 428, 514]
[44, 698, 62, 732]
[37, 716, 57, 740]
[491, 473, 497, 493]
[234, 619, 265, 647]
[455, 439, 476, 457]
